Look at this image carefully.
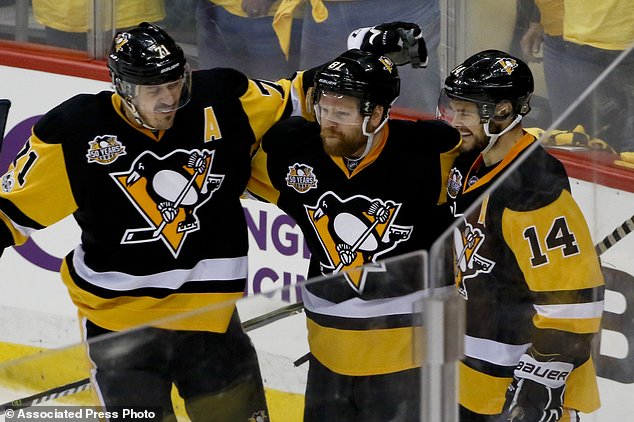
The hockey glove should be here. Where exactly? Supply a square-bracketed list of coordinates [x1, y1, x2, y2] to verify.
[347, 22, 428, 68]
[503, 352, 573, 422]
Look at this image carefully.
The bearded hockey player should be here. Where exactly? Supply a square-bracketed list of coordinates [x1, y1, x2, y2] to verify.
[438, 50, 605, 422]
[0, 20, 434, 421]
[248, 49, 461, 422]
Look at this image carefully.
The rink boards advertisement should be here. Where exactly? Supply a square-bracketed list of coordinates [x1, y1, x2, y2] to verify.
[1, 64, 634, 419]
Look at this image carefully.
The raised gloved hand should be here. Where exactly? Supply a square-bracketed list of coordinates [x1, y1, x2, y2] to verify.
[503, 351, 574, 422]
[347, 22, 428, 68]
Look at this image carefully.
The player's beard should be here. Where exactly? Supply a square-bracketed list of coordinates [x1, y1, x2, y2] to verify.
[320, 127, 366, 157]
[458, 127, 488, 153]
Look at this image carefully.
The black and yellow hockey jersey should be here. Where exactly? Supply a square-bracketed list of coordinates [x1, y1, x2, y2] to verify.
[446, 133, 604, 415]
[0, 68, 311, 333]
[249, 116, 461, 376]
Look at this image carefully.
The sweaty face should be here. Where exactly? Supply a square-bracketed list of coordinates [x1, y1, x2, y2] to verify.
[315, 92, 367, 157]
[132, 79, 185, 130]
[438, 95, 488, 153]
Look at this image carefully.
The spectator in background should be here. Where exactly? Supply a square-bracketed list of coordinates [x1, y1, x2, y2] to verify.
[275, 0, 441, 113]
[32, 0, 165, 51]
[520, 0, 634, 152]
[195, 0, 302, 80]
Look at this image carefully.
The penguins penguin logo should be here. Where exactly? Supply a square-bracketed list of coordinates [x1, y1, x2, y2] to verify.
[111, 149, 224, 257]
[453, 220, 495, 299]
[495, 57, 518, 75]
[306, 192, 413, 293]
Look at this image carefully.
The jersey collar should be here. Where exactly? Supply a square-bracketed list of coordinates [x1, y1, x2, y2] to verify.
[111, 93, 166, 142]
[331, 123, 390, 179]
[463, 131, 537, 194]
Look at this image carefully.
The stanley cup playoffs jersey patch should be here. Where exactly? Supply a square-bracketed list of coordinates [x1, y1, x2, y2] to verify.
[305, 191, 413, 294]
[111, 149, 224, 257]
[447, 167, 463, 199]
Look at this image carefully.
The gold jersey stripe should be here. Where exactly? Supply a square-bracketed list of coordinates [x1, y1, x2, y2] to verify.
[459, 362, 509, 414]
[459, 357, 601, 414]
[61, 260, 242, 333]
[533, 314, 602, 334]
[0, 210, 29, 245]
[561, 357, 601, 413]
[306, 318, 423, 376]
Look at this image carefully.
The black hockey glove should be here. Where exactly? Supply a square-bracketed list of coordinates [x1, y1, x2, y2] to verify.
[502, 351, 573, 422]
[347, 22, 428, 68]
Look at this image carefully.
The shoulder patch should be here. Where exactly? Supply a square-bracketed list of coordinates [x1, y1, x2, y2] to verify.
[286, 163, 318, 193]
[86, 135, 126, 165]
[447, 167, 463, 199]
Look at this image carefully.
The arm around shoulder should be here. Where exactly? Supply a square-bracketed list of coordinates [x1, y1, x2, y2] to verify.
[413, 118, 462, 153]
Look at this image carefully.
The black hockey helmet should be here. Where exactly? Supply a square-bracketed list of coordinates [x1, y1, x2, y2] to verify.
[440, 49, 534, 122]
[107, 22, 191, 128]
[108, 22, 187, 85]
[313, 49, 400, 118]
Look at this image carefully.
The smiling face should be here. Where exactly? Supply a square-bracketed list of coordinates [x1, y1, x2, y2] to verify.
[440, 98, 488, 153]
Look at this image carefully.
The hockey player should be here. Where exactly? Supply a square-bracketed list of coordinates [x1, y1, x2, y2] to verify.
[247, 49, 462, 421]
[0, 21, 313, 421]
[437, 50, 605, 421]
[0, 21, 428, 421]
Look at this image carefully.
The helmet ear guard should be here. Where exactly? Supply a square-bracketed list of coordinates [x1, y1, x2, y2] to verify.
[516, 94, 532, 116]
[492, 100, 514, 121]
[110, 72, 134, 101]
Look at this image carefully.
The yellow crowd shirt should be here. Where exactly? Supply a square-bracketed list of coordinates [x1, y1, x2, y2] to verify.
[563, 0, 634, 50]
[33, 0, 166, 32]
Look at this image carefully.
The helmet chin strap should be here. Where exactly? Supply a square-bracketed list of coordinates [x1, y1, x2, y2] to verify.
[122, 96, 160, 131]
[347, 114, 389, 162]
[481, 114, 523, 154]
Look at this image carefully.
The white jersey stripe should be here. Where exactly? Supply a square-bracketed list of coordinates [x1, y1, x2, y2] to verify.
[534, 301, 604, 319]
[302, 285, 454, 319]
[72, 245, 247, 291]
[464, 335, 530, 367]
